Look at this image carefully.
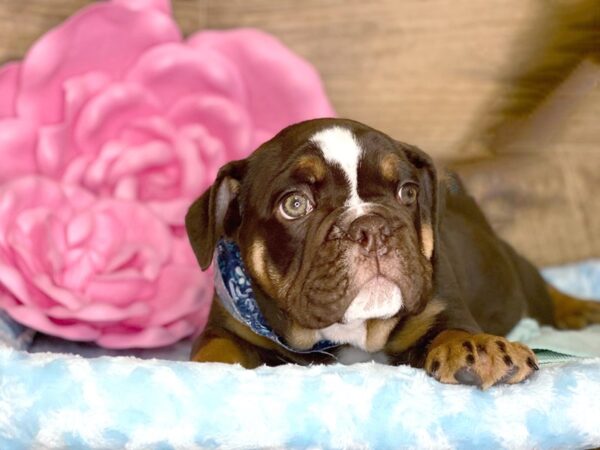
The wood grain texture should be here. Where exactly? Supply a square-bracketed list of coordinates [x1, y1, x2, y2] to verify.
[0, 0, 598, 265]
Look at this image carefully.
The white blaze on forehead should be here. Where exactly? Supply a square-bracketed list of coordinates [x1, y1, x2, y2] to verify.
[310, 126, 362, 207]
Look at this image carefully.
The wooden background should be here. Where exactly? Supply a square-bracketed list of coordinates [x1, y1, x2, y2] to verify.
[1, 0, 599, 265]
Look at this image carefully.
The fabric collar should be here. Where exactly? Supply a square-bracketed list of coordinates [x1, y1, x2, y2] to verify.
[214, 239, 338, 354]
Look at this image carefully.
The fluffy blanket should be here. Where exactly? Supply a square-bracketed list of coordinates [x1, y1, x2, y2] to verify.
[1, 260, 600, 450]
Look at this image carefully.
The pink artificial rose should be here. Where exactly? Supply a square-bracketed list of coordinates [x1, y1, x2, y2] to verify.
[0, 177, 206, 348]
[0, 1, 333, 225]
[0, 0, 334, 347]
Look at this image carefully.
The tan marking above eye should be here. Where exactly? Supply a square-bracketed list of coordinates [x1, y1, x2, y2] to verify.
[380, 153, 401, 182]
[294, 155, 327, 183]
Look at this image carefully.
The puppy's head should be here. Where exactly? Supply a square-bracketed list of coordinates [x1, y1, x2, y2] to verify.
[186, 118, 436, 347]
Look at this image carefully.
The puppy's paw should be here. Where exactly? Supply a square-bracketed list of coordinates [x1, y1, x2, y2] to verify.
[425, 331, 539, 389]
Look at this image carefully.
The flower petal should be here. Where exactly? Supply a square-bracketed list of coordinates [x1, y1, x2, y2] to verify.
[168, 94, 252, 160]
[5, 304, 100, 341]
[74, 82, 161, 153]
[47, 300, 150, 322]
[0, 120, 38, 183]
[17, 2, 181, 124]
[188, 28, 335, 147]
[0, 63, 20, 118]
[126, 42, 244, 109]
[96, 323, 183, 348]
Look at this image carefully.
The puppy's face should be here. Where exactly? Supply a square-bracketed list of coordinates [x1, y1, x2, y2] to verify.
[187, 119, 436, 348]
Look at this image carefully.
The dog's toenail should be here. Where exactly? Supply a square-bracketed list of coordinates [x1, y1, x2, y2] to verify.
[527, 357, 539, 370]
[503, 355, 513, 367]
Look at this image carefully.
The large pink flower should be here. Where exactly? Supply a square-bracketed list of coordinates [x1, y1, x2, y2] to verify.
[0, 177, 206, 348]
[0, 0, 333, 225]
[0, 0, 334, 347]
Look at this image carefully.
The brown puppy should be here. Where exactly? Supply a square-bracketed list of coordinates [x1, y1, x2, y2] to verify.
[186, 118, 600, 389]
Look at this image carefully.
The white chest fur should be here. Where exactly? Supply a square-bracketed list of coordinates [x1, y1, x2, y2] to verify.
[315, 278, 403, 352]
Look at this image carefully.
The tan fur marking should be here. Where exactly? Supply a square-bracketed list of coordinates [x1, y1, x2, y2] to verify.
[421, 223, 434, 260]
[548, 284, 600, 329]
[365, 317, 400, 352]
[191, 337, 259, 368]
[295, 155, 327, 183]
[385, 299, 446, 354]
[247, 239, 290, 299]
[247, 240, 278, 296]
[285, 321, 319, 351]
[380, 153, 401, 182]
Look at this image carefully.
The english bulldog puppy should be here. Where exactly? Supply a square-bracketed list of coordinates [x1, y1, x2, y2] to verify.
[186, 118, 600, 389]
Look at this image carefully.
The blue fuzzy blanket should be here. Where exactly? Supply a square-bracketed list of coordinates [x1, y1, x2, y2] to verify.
[1, 261, 600, 449]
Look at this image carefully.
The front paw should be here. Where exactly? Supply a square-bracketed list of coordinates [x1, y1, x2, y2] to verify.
[425, 331, 539, 389]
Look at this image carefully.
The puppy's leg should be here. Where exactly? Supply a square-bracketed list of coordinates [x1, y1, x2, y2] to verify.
[424, 329, 539, 390]
[548, 285, 600, 329]
[191, 328, 262, 368]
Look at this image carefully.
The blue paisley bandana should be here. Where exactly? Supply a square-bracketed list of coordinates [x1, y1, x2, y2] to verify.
[214, 239, 338, 354]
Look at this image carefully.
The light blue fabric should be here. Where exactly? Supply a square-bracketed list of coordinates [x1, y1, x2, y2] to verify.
[0, 260, 599, 449]
[1, 348, 599, 450]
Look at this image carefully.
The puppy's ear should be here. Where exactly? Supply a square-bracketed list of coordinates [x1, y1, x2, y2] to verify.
[401, 143, 438, 260]
[185, 160, 247, 270]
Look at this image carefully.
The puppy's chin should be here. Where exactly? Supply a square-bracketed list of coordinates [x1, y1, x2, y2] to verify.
[341, 277, 403, 323]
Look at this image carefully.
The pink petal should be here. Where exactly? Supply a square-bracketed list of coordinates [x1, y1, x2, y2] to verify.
[96, 325, 178, 349]
[0, 263, 32, 305]
[126, 43, 244, 109]
[5, 304, 100, 341]
[108, 140, 173, 183]
[74, 82, 160, 153]
[47, 301, 150, 322]
[0, 62, 20, 118]
[17, 2, 181, 124]
[145, 199, 191, 226]
[0, 119, 38, 183]
[94, 199, 173, 263]
[145, 264, 211, 326]
[36, 124, 71, 177]
[168, 94, 252, 160]
[62, 71, 112, 124]
[188, 29, 335, 146]
[31, 274, 84, 310]
[85, 273, 155, 305]
[179, 124, 228, 185]
[66, 211, 93, 247]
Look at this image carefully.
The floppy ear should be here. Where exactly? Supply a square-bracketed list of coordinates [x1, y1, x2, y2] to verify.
[401, 143, 438, 260]
[185, 160, 247, 270]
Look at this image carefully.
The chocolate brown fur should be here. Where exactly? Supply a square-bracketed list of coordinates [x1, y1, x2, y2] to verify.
[186, 118, 597, 387]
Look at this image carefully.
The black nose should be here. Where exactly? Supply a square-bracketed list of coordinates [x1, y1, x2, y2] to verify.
[347, 214, 391, 255]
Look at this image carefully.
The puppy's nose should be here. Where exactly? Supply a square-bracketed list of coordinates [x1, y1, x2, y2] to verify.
[347, 214, 391, 255]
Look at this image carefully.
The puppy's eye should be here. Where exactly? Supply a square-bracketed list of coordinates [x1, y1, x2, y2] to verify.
[398, 182, 419, 206]
[279, 192, 314, 219]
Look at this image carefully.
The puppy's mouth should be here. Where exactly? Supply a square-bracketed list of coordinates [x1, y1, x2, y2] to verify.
[340, 276, 403, 324]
